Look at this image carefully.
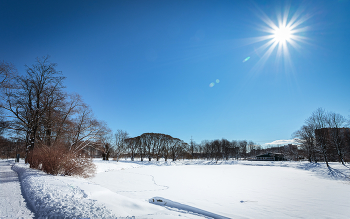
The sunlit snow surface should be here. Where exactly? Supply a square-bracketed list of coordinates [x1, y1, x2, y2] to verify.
[0, 160, 34, 218]
[9, 159, 350, 218]
[91, 160, 350, 219]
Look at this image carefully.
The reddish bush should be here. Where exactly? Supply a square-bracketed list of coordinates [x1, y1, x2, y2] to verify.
[29, 145, 96, 178]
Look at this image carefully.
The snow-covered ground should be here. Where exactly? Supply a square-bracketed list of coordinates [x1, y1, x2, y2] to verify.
[0, 160, 34, 218]
[91, 159, 350, 219]
[1, 158, 350, 218]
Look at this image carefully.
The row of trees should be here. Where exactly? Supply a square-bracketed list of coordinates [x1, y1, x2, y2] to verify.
[109, 133, 262, 162]
[0, 136, 24, 159]
[190, 139, 261, 160]
[293, 108, 350, 166]
[124, 133, 188, 161]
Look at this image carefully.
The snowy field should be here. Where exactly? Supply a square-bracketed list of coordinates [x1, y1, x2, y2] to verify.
[2, 159, 350, 218]
[91, 160, 350, 219]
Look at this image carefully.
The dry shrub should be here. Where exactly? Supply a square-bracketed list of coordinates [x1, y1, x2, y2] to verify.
[29, 145, 96, 178]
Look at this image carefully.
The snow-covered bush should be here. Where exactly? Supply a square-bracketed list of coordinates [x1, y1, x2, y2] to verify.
[29, 145, 96, 177]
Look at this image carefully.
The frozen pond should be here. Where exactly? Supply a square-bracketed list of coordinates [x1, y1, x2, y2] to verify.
[90, 162, 350, 218]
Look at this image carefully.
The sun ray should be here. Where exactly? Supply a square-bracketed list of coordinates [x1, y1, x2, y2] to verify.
[276, 40, 283, 60]
[287, 6, 305, 27]
[243, 35, 275, 45]
[282, 5, 290, 27]
[250, 40, 279, 74]
[289, 13, 312, 30]
[255, 38, 277, 55]
[291, 26, 309, 34]
[287, 38, 303, 51]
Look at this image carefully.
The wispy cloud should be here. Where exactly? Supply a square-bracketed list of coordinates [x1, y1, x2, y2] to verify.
[264, 139, 299, 146]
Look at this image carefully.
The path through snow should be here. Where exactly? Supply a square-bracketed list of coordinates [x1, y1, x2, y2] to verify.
[0, 160, 34, 218]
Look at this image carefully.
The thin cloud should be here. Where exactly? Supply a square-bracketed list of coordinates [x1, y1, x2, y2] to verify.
[264, 139, 299, 146]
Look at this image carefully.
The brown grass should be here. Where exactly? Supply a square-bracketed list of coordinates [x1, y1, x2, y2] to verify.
[29, 145, 96, 178]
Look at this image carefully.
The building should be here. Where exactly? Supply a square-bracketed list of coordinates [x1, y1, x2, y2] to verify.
[315, 128, 350, 162]
[255, 152, 285, 161]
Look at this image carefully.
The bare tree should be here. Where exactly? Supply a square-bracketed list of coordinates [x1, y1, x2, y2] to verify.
[67, 104, 107, 155]
[212, 139, 221, 161]
[0, 61, 17, 135]
[190, 136, 195, 159]
[231, 140, 239, 159]
[114, 130, 129, 161]
[221, 139, 231, 160]
[125, 137, 140, 161]
[306, 108, 331, 166]
[0, 61, 17, 89]
[136, 136, 145, 161]
[97, 126, 113, 161]
[0, 56, 65, 164]
[140, 133, 151, 161]
[293, 108, 350, 165]
[239, 140, 247, 159]
[306, 108, 328, 129]
[169, 138, 183, 161]
[326, 112, 347, 164]
[247, 141, 256, 157]
[162, 134, 172, 161]
[49, 94, 84, 146]
[153, 133, 165, 161]
[293, 124, 317, 162]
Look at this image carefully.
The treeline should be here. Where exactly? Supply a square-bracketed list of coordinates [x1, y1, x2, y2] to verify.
[118, 136, 300, 162]
[99, 130, 305, 162]
[113, 134, 262, 161]
[0, 136, 25, 159]
[124, 133, 188, 161]
[191, 139, 261, 160]
[293, 108, 350, 166]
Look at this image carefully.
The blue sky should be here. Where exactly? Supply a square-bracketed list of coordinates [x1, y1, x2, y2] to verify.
[1, 0, 350, 146]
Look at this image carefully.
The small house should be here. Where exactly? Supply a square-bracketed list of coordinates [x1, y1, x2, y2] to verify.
[256, 153, 285, 161]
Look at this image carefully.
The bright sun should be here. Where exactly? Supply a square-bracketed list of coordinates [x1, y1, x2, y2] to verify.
[246, 4, 310, 72]
[273, 25, 292, 43]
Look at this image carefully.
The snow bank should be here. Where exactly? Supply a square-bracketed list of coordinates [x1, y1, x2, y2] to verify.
[11, 161, 183, 218]
[12, 162, 115, 218]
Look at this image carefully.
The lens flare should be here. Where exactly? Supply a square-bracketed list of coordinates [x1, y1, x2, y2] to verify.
[216, 79, 220, 83]
[243, 57, 250, 62]
[209, 82, 215, 87]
